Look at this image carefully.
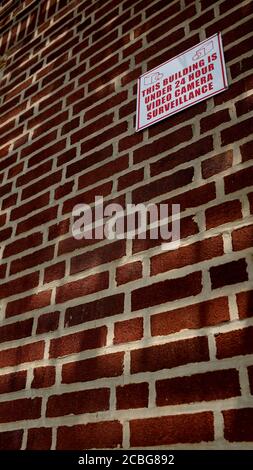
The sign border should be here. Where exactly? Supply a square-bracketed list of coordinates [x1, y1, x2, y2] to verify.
[136, 32, 228, 132]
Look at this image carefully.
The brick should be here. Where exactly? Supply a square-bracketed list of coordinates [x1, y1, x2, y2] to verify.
[200, 109, 230, 133]
[130, 412, 214, 446]
[44, 261, 65, 283]
[66, 145, 112, 178]
[151, 296, 230, 336]
[225, 166, 253, 195]
[71, 240, 126, 275]
[16, 206, 58, 235]
[10, 246, 54, 275]
[62, 181, 112, 215]
[202, 150, 233, 179]
[62, 352, 124, 384]
[132, 271, 202, 311]
[133, 167, 194, 204]
[36, 311, 60, 334]
[131, 335, 209, 374]
[114, 317, 143, 345]
[65, 293, 124, 327]
[0, 272, 39, 300]
[0, 430, 23, 450]
[21, 170, 62, 200]
[133, 125, 193, 164]
[236, 290, 253, 319]
[150, 136, 213, 176]
[71, 113, 114, 145]
[57, 421, 122, 449]
[21, 130, 57, 159]
[0, 227, 12, 242]
[135, 27, 185, 64]
[0, 341, 44, 368]
[206, 3, 253, 36]
[249, 366, 253, 394]
[0, 319, 33, 344]
[117, 168, 144, 191]
[16, 160, 53, 188]
[28, 139, 66, 168]
[206, 200, 242, 229]
[235, 96, 253, 118]
[135, 2, 182, 39]
[48, 219, 70, 241]
[6, 290, 52, 318]
[0, 370, 27, 395]
[210, 258, 248, 289]
[116, 382, 148, 410]
[0, 397, 42, 423]
[223, 409, 253, 442]
[232, 225, 253, 251]
[56, 271, 109, 304]
[10, 193, 50, 221]
[221, 118, 253, 146]
[47, 388, 110, 417]
[240, 140, 253, 162]
[3, 232, 42, 258]
[151, 235, 223, 275]
[31, 366, 55, 389]
[156, 369, 240, 406]
[116, 261, 142, 285]
[26, 428, 52, 450]
[216, 326, 253, 359]
[78, 155, 128, 189]
[49, 326, 107, 358]
[231, 55, 253, 80]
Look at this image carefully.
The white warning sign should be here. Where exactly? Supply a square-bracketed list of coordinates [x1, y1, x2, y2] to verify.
[136, 33, 228, 131]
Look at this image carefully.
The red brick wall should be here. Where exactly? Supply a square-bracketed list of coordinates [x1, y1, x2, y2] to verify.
[0, 0, 252, 449]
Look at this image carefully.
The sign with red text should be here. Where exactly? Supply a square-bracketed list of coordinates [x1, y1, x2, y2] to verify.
[136, 33, 228, 131]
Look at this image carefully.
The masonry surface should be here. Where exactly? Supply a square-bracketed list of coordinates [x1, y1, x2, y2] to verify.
[0, 0, 252, 450]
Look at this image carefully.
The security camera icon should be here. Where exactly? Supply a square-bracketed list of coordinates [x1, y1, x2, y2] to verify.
[192, 40, 214, 60]
[144, 72, 164, 85]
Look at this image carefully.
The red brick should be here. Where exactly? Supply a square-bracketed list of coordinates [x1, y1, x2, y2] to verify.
[114, 317, 143, 345]
[0, 341, 44, 368]
[148, 34, 199, 70]
[3, 232, 42, 258]
[56, 271, 109, 304]
[71, 113, 114, 145]
[73, 83, 115, 115]
[232, 225, 253, 251]
[55, 181, 74, 200]
[135, 27, 185, 64]
[16, 206, 58, 235]
[236, 290, 253, 319]
[131, 335, 209, 374]
[0, 227, 12, 242]
[223, 409, 253, 442]
[221, 118, 253, 146]
[49, 326, 107, 358]
[0, 370, 27, 395]
[0, 319, 33, 344]
[21, 130, 57, 159]
[190, 8, 214, 30]
[151, 136, 213, 176]
[249, 366, 253, 394]
[28, 139, 66, 168]
[240, 140, 253, 162]
[47, 388, 110, 418]
[133, 167, 194, 204]
[216, 326, 253, 359]
[61, 116, 80, 135]
[116, 261, 142, 286]
[6, 290, 52, 318]
[210, 258, 248, 289]
[117, 168, 144, 191]
[206, 3, 252, 36]
[26, 428, 52, 450]
[0, 272, 39, 300]
[0, 430, 23, 450]
[48, 219, 70, 241]
[156, 369, 240, 406]
[36, 311, 60, 334]
[10, 246, 54, 275]
[62, 181, 112, 215]
[44, 261, 65, 283]
[57, 421, 122, 449]
[135, 2, 182, 39]
[62, 352, 124, 384]
[116, 382, 148, 410]
[0, 264, 7, 279]
[225, 166, 253, 194]
[206, 200, 242, 229]
[202, 150, 233, 179]
[231, 55, 253, 79]
[66, 145, 112, 178]
[10, 193, 49, 222]
[78, 155, 128, 189]
[130, 412, 214, 446]
[16, 160, 53, 187]
[235, 96, 253, 118]
[31, 366, 55, 389]
[21, 170, 62, 201]
[132, 271, 202, 311]
[65, 293, 125, 327]
[151, 235, 223, 275]
[151, 296, 230, 336]
[133, 125, 192, 164]
[71, 240, 126, 275]
[0, 397, 42, 423]
[201, 109, 230, 133]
